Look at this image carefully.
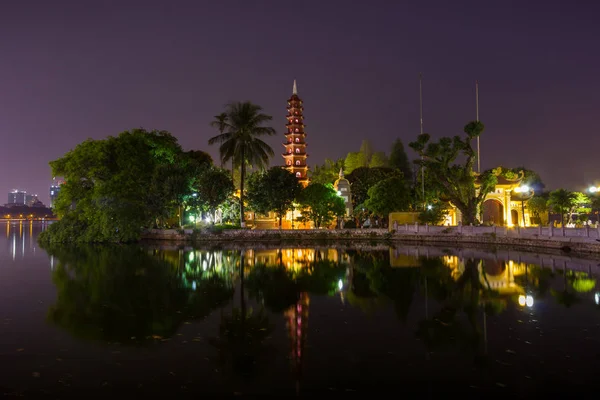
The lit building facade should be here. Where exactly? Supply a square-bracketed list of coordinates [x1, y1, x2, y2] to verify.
[8, 190, 26, 205]
[282, 80, 309, 187]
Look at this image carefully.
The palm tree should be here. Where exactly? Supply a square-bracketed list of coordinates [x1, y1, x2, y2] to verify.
[548, 189, 577, 227]
[208, 102, 276, 227]
[210, 113, 231, 174]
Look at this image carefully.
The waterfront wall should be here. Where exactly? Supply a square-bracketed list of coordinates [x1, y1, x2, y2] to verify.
[141, 226, 600, 255]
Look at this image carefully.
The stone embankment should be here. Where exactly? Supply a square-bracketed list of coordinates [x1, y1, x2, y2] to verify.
[142, 225, 600, 255]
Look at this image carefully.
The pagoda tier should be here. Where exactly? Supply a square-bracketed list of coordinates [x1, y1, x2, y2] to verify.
[282, 80, 309, 186]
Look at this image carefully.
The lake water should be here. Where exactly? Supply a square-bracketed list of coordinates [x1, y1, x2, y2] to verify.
[1, 221, 600, 397]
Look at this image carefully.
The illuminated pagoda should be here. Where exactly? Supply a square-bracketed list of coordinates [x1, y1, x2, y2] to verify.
[282, 80, 309, 186]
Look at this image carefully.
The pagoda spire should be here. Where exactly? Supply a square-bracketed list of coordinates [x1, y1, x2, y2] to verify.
[282, 80, 309, 186]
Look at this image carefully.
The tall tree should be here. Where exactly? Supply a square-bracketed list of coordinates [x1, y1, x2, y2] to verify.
[210, 113, 231, 172]
[208, 102, 276, 227]
[246, 167, 302, 228]
[409, 121, 497, 225]
[547, 189, 577, 227]
[389, 139, 412, 180]
[369, 152, 389, 168]
[363, 176, 411, 221]
[192, 167, 234, 224]
[310, 158, 345, 185]
[40, 129, 191, 243]
[297, 183, 346, 228]
[346, 167, 398, 210]
[527, 195, 549, 225]
[344, 152, 367, 175]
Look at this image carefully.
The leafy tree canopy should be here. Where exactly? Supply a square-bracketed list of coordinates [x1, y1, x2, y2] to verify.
[409, 121, 497, 224]
[363, 176, 411, 218]
[389, 138, 412, 181]
[309, 158, 345, 185]
[246, 167, 302, 227]
[297, 183, 346, 228]
[346, 167, 398, 210]
[40, 129, 202, 243]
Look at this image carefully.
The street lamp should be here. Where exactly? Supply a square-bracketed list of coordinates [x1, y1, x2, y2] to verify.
[513, 185, 534, 227]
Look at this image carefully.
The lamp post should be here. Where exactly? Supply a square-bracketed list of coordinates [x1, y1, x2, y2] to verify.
[513, 185, 534, 227]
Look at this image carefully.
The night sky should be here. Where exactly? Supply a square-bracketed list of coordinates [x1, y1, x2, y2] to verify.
[1, 0, 599, 204]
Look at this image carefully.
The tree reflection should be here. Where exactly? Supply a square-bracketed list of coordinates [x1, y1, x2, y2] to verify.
[416, 257, 506, 361]
[44, 244, 233, 344]
[210, 252, 274, 378]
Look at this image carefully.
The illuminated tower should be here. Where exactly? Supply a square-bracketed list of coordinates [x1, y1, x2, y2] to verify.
[282, 80, 309, 186]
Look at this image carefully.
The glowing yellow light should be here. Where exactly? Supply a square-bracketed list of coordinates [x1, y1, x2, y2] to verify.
[518, 295, 526, 306]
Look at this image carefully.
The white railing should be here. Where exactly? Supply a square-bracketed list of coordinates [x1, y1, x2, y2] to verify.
[391, 222, 600, 240]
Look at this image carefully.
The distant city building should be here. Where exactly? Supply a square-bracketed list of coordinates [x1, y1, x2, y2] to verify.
[50, 177, 65, 208]
[8, 190, 26, 205]
[25, 194, 39, 206]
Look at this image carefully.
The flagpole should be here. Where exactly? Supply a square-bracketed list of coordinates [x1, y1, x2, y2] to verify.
[476, 80, 480, 173]
[420, 73, 425, 209]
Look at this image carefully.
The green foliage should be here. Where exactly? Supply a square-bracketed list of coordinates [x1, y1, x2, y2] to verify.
[347, 167, 399, 211]
[389, 138, 412, 180]
[190, 166, 234, 223]
[369, 152, 389, 168]
[42, 244, 233, 344]
[309, 158, 345, 185]
[344, 151, 368, 175]
[246, 167, 302, 227]
[527, 195, 549, 225]
[548, 189, 577, 227]
[297, 183, 346, 228]
[418, 202, 450, 225]
[39, 129, 197, 243]
[208, 102, 276, 226]
[363, 176, 411, 217]
[344, 140, 390, 174]
[409, 121, 497, 224]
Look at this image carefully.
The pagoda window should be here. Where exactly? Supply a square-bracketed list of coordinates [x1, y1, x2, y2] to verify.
[295, 128, 299, 132]
[288, 137, 292, 142]
[295, 119, 299, 123]
[296, 172, 301, 178]
[295, 148, 300, 153]
[295, 138, 300, 143]
[287, 160, 292, 165]
[295, 160, 301, 165]
[288, 148, 292, 154]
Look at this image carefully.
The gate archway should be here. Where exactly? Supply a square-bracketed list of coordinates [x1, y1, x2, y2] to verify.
[482, 199, 504, 226]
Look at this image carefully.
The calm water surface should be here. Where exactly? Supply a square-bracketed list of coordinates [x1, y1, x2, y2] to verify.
[1, 221, 600, 397]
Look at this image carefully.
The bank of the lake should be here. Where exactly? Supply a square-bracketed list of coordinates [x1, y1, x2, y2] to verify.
[142, 227, 600, 255]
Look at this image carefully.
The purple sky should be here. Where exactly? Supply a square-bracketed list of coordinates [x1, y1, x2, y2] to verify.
[1, 0, 599, 204]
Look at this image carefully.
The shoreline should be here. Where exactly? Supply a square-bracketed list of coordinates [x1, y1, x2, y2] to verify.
[141, 228, 600, 256]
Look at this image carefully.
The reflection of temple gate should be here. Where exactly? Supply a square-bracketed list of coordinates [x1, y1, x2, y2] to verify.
[482, 199, 504, 226]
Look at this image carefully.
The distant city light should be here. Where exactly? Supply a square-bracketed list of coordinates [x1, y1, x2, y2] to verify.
[589, 186, 599, 193]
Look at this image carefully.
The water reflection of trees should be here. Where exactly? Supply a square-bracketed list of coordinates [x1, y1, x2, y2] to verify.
[44, 244, 234, 344]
